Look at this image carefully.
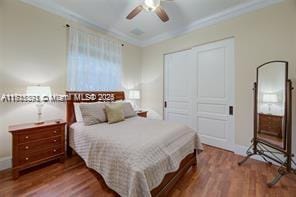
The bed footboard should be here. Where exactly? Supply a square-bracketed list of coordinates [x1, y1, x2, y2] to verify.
[151, 149, 197, 197]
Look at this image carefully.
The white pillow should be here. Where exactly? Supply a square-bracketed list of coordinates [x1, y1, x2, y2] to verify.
[119, 102, 137, 118]
[74, 103, 83, 122]
[74, 102, 107, 122]
[79, 102, 107, 125]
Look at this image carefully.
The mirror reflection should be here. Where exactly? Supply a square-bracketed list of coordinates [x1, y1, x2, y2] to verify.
[257, 62, 286, 149]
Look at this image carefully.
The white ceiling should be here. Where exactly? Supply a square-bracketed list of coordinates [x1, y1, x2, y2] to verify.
[22, 0, 283, 46]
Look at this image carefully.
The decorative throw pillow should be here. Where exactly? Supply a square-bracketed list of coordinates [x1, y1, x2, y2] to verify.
[105, 103, 125, 124]
[79, 102, 107, 126]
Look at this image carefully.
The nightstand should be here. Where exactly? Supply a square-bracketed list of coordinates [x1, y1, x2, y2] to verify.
[258, 113, 283, 137]
[9, 119, 66, 179]
[137, 111, 148, 118]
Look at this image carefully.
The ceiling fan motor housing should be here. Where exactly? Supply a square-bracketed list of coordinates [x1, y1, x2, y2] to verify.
[144, 0, 160, 11]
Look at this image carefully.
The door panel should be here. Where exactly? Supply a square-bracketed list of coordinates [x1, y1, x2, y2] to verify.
[197, 103, 226, 115]
[166, 112, 191, 126]
[193, 39, 234, 151]
[198, 117, 226, 139]
[164, 49, 194, 128]
[197, 47, 226, 99]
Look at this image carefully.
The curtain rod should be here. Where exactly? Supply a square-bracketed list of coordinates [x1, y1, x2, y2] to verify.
[65, 24, 125, 47]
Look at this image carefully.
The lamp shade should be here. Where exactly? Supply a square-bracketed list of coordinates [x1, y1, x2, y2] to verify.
[26, 86, 52, 101]
[128, 90, 140, 100]
[263, 94, 278, 103]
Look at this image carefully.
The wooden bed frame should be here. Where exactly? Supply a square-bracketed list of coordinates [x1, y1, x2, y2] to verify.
[66, 91, 197, 197]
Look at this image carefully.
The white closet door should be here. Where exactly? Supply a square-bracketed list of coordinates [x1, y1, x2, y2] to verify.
[164, 49, 194, 128]
[192, 39, 235, 151]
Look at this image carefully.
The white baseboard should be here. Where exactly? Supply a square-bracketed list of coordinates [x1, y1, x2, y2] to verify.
[234, 144, 290, 167]
[233, 144, 250, 156]
[233, 144, 272, 164]
[0, 157, 12, 171]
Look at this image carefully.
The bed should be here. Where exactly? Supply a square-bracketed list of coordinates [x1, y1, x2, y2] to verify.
[66, 91, 202, 197]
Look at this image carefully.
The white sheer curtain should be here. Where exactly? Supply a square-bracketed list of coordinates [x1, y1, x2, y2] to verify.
[67, 27, 122, 91]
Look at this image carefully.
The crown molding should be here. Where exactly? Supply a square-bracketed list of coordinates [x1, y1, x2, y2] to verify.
[141, 0, 284, 47]
[20, 0, 143, 46]
[21, 0, 284, 48]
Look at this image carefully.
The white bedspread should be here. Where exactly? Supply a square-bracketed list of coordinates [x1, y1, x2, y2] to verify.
[69, 117, 202, 197]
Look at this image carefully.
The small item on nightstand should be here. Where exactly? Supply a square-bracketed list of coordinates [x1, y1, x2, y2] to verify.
[136, 110, 148, 118]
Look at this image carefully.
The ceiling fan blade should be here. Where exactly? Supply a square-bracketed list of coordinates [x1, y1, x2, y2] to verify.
[126, 5, 144, 20]
[155, 6, 169, 22]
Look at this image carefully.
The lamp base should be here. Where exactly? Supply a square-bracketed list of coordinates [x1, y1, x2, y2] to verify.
[36, 106, 44, 125]
[34, 121, 45, 125]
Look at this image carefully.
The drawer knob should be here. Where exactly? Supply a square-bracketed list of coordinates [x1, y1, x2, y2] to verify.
[25, 146, 29, 150]
[53, 149, 57, 152]
[53, 139, 57, 143]
[25, 136, 29, 139]
[53, 131, 57, 134]
[25, 157, 29, 161]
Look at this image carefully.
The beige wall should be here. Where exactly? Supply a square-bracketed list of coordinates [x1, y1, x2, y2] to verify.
[1, 0, 295, 161]
[141, 0, 296, 150]
[0, 0, 141, 159]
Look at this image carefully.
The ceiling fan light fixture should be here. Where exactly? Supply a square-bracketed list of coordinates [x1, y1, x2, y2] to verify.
[144, 0, 160, 12]
[126, 0, 169, 22]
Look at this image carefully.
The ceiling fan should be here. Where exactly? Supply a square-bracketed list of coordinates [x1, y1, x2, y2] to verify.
[126, 0, 174, 23]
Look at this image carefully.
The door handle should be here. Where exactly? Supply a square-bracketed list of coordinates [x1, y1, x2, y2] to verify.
[229, 106, 234, 115]
[164, 101, 167, 108]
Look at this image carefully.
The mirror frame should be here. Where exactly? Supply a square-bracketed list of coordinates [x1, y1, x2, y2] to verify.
[255, 60, 288, 152]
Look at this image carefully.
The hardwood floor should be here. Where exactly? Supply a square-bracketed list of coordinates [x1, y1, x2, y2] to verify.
[0, 145, 295, 197]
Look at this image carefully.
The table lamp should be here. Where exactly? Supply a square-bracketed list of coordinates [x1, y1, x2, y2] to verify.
[26, 85, 52, 124]
[128, 90, 140, 110]
[263, 93, 278, 114]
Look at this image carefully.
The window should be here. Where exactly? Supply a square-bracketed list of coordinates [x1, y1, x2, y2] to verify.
[67, 27, 122, 91]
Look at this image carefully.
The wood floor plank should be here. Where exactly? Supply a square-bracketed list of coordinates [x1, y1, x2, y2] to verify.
[0, 145, 295, 197]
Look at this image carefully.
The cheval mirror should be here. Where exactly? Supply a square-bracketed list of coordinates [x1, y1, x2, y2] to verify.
[238, 61, 295, 187]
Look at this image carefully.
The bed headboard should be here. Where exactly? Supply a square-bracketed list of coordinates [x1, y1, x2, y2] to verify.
[66, 91, 125, 127]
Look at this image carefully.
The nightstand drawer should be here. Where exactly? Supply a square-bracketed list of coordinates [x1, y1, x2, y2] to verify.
[18, 146, 63, 165]
[18, 127, 62, 144]
[137, 111, 148, 118]
[18, 136, 62, 153]
[259, 113, 283, 137]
